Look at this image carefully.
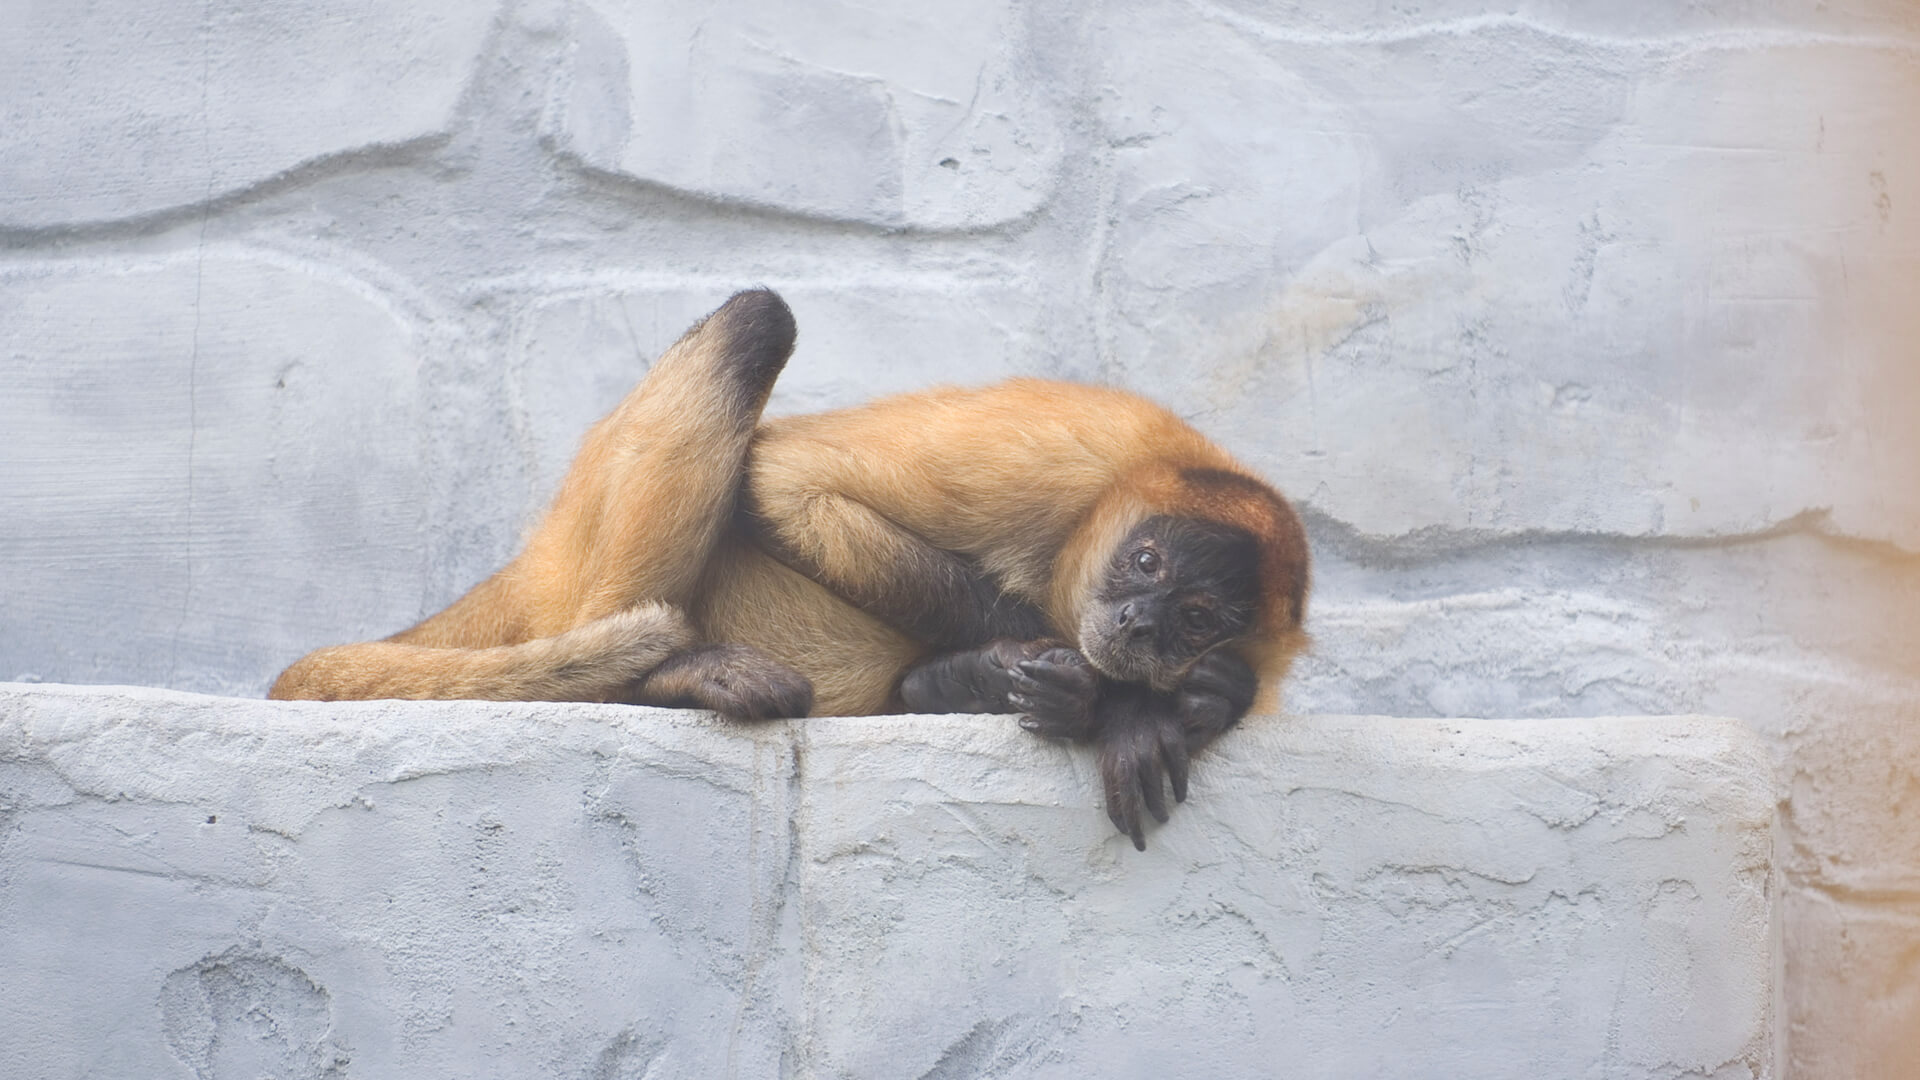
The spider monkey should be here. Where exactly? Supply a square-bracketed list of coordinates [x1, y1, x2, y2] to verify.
[271, 290, 1310, 848]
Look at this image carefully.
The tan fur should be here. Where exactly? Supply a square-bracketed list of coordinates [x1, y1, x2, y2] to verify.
[388, 299, 771, 650]
[271, 292, 920, 715]
[746, 378, 1309, 710]
[691, 536, 920, 716]
[270, 603, 692, 702]
[272, 302, 1308, 717]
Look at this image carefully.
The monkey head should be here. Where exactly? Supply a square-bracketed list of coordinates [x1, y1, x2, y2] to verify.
[1077, 515, 1262, 690]
[1057, 462, 1309, 697]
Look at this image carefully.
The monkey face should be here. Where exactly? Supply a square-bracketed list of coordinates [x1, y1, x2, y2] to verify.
[1077, 515, 1261, 690]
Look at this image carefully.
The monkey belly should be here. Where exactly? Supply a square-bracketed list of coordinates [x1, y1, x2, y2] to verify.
[690, 534, 925, 717]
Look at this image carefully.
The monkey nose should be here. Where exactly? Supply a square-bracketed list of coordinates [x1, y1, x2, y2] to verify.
[1117, 603, 1155, 641]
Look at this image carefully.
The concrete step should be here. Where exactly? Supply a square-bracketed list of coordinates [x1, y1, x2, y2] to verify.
[0, 683, 1774, 1079]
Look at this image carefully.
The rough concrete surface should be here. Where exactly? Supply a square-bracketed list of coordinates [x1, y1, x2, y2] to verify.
[2, 1, 1916, 1075]
[0, 684, 1773, 1079]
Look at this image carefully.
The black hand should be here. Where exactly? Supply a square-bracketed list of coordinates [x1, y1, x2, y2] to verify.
[897, 638, 1028, 713]
[1011, 646, 1101, 740]
[900, 639, 1101, 736]
[1091, 651, 1256, 850]
[1094, 683, 1189, 851]
[1176, 648, 1256, 751]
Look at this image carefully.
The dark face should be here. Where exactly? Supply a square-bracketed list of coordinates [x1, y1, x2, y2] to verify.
[1077, 515, 1261, 690]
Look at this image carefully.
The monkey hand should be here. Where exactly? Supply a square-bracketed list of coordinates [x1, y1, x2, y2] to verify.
[1175, 648, 1257, 751]
[898, 638, 1088, 723]
[1011, 646, 1100, 741]
[1094, 684, 1190, 851]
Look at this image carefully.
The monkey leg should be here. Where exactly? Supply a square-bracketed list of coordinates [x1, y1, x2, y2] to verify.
[690, 533, 926, 718]
[397, 289, 799, 647]
[272, 290, 798, 704]
[745, 489, 1050, 649]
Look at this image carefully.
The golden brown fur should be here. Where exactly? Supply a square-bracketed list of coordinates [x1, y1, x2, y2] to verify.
[271, 291, 1307, 720]
[271, 291, 918, 715]
[745, 379, 1309, 711]
[270, 604, 692, 702]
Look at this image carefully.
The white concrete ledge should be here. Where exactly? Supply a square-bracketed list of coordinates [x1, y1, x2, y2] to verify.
[0, 684, 1774, 1079]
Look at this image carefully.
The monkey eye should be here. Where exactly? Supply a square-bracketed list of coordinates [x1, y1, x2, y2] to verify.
[1181, 606, 1214, 633]
[1132, 549, 1161, 575]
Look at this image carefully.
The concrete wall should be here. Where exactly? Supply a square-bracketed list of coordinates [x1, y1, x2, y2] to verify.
[0, 684, 1775, 1080]
[1, 1, 1916, 1074]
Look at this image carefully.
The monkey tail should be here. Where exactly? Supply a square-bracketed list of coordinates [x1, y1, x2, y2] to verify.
[268, 603, 694, 702]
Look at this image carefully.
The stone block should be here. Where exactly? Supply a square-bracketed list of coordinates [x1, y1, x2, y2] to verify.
[1091, 6, 1920, 549]
[502, 280, 1051, 502]
[0, 253, 435, 695]
[1778, 699, 1920, 896]
[0, 0, 498, 227]
[0, 685, 1775, 1078]
[548, 0, 1066, 229]
[1781, 889, 1920, 1080]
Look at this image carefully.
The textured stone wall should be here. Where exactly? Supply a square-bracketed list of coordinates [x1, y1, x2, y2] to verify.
[2, 2, 1916, 1074]
[0, 685, 1775, 1079]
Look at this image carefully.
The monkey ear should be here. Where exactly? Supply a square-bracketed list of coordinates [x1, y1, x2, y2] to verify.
[1284, 564, 1309, 628]
[1249, 541, 1308, 639]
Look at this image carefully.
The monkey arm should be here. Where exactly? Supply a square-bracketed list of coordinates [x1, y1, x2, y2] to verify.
[746, 489, 1050, 649]
[897, 639, 1099, 737]
[901, 643, 1256, 852]
[269, 604, 694, 703]
[902, 643, 1257, 850]
[1095, 683, 1185, 851]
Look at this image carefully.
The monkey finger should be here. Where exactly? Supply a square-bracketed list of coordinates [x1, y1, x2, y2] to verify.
[1012, 676, 1098, 740]
[1033, 645, 1091, 667]
[1160, 726, 1191, 804]
[1188, 649, 1255, 696]
[1023, 682, 1080, 715]
[1103, 758, 1147, 851]
[1012, 668, 1079, 698]
[1013, 698, 1076, 739]
[983, 639, 1038, 675]
[1138, 750, 1170, 825]
[1008, 692, 1046, 723]
[1017, 659, 1097, 698]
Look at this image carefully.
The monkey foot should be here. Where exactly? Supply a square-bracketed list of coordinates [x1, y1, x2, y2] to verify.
[622, 643, 814, 721]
